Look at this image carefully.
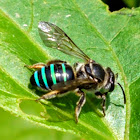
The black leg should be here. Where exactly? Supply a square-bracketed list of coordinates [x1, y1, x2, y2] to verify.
[95, 92, 107, 116]
[36, 90, 69, 101]
[75, 90, 86, 123]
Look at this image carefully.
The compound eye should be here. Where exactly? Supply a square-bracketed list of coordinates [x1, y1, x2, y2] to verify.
[106, 67, 115, 92]
[109, 71, 115, 92]
[109, 83, 115, 92]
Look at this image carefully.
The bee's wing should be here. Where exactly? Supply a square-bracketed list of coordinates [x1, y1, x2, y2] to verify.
[51, 79, 98, 91]
[38, 22, 90, 62]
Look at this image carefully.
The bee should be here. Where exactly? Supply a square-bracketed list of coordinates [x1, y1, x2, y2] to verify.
[26, 22, 126, 123]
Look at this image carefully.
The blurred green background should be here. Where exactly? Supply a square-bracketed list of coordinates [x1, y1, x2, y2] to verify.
[0, 108, 80, 140]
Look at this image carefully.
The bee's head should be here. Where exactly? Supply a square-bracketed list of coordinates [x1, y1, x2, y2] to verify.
[104, 67, 126, 104]
[103, 67, 115, 92]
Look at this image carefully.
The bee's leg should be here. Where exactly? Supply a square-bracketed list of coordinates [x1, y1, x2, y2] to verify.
[47, 60, 67, 65]
[36, 90, 60, 101]
[25, 63, 45, 69]
[36, 90, 70, 101]
[95, 92, 106, 116]
[75, 90, 86, 123]
[101, 94, 106, 116]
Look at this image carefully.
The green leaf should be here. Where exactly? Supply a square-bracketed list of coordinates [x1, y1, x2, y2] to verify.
[0, 107, 80, 140]
[0, 0, 140, 140]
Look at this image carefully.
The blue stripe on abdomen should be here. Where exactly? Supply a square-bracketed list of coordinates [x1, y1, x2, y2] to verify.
[50, 64, 57, 85]
[41, 66, 50, 89]
[31, 64, 75, 90]
[54, 63, 74, 83]
[62, 63, 67, 82]
[34, 71, 41, 88]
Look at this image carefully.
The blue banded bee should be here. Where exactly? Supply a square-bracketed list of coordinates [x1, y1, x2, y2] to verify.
[26, 22, 126, 123]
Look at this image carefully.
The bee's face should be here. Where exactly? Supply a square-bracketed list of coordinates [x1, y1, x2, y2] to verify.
[109, 71, 115, 92]
[105, 67, 115, 92]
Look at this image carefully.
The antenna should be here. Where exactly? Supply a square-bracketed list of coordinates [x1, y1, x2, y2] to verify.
[117, 83, 126, 104]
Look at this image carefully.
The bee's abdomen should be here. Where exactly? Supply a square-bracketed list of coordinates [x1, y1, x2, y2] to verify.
[30, 63, 75, 90]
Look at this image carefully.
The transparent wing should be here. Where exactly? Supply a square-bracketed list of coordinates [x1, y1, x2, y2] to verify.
[38, 22, 90, 61]
[51, 78, 98, 91]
